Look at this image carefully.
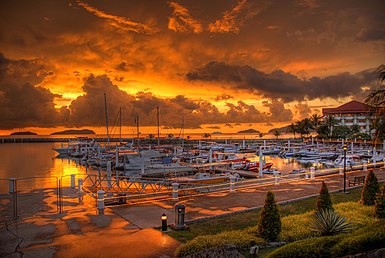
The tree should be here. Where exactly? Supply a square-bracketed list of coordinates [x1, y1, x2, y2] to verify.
[258, 132, 264, 139]
[202, 133, 211, 140]
[148, 133, 155, 139]
[317, 181, 333, 211]
[258, 191, 281, 242]
[361, 170, 380, 206]
[375, 186, 385, 219]
[324, 115, 337, 138]
[167, 133, 174, 139]
[274, 130, 281, 139]
[311, 114, 323, 129]
[332, 125, 351, 139]
[287, 123, 297, 138]
[365, 64, 385, 144]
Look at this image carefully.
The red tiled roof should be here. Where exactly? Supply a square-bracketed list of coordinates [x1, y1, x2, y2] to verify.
[322, 100, 372, 115]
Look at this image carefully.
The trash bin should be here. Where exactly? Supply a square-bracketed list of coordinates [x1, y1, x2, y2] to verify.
[174, 204, 186, 229]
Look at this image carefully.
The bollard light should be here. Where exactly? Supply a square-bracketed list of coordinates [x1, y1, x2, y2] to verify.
[161, 213, 167, 231]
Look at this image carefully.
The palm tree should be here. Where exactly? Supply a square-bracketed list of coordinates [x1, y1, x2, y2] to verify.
[274, 130, 281, 139]
[167, 133, 174, 139]
[203, 133, 211, 140]
[287, 123, 297, 138]
[258, 132, 264, 139]
[324, 115, 337, 138]
[365, 64, 385, 143]
[311, 114, 323, 129]
[302, 118, 314, 137]
[148, 133, 155, 139]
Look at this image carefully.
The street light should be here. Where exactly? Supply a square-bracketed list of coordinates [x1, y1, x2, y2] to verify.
[343, 144, 347, 193]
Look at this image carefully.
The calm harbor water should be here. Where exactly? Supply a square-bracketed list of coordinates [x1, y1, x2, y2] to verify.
[0, 142, 305, 191]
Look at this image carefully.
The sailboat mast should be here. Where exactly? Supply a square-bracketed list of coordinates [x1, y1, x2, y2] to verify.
[136, 115, 140, 146]
[104, 93, 110, 147]
[119, 107, 122, 143]
[181, 115, 184, 150]
[157, 106, 160, 147]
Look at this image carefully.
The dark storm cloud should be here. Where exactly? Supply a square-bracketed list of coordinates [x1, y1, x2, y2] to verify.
[67, 74, 294, 128]
[357, 29, 385, 42]
[0, 54, 64, 129]
[186, 61, 377, 102]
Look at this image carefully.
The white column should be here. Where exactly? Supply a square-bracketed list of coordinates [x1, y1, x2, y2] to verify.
[310, 167, 315, 180]
[274, 171, 280, 185]
[70, 174, 76, 188]
[363, 160, 368, 171]
[288, 140, 290, 149]
[263, 140, 266, 148]
[97, 190, 105, 212]
[351, 142, 354, 154]
[172, 183, 179, 200]
[78, 178, 83, 194]
[339, 164, 343, 175]
[230, 175, 235, 192]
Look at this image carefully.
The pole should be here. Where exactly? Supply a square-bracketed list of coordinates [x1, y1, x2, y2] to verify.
[343, 145, 347, 193]
[157, 106, 160, 147]
[119, 107, 122, 143]
[104, 93, 110, 148]
[136, 115, 140, 147]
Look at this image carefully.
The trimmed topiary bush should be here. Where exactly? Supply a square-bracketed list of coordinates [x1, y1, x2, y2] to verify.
[310, 208, 352, 236]
[361, 169, 380, 206]
[258, 191, 281, 242]
[375, 185, 385, 218]
[331, 221, 385, 257]
[266, 236, 341, 258]
[175, 230, 266, 257]
[316, 181, 333, 211]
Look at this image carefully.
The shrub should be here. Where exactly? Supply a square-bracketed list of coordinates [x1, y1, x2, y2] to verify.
[316, 181, 333, 211]
[375, 186, 385, 218]
[278, 212, 315, 242]
[334, 202, 377, 228]
[310, 209, 352, 236]
[266, 236, 341, 258]
[361, 170, 380, 206]
[175, 230, 266, 257]
[331, 221, 385, 257]
[258, 191, 281, 242]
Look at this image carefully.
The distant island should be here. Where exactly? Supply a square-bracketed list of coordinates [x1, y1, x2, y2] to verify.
[212, 131, 222, 134]
[51, 129, 96, 135]
[268, 125, 290, 134]
[237, 129, 260, 134]
[10, 131, 37, 136]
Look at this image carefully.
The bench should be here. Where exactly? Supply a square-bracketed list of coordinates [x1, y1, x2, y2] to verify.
[348, 176, 365, 187]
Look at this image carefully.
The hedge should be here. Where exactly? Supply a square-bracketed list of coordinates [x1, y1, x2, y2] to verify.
[175, 230, 266, 257]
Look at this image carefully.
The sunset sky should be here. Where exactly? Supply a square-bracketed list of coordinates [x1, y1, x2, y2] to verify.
[0, 0, 384, 135]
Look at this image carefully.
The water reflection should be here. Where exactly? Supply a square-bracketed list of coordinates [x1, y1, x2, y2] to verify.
[0, 143, 89, 190]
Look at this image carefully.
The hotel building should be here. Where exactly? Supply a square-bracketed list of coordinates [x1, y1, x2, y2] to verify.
[322, 100, 373, 134]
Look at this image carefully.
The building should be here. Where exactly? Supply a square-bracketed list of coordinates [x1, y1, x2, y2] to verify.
[322, 100, 372, 134]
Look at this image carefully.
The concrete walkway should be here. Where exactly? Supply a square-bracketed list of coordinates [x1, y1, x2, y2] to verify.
[1, 168, 384, 257]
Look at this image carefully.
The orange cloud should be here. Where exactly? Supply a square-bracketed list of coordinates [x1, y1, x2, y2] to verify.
[77, 1, 158, 34]
[168, 2, 203, 33]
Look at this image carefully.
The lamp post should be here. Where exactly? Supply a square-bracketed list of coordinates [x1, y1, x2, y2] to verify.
[343, 144, 347, 193]
[161, 213, 167, 231]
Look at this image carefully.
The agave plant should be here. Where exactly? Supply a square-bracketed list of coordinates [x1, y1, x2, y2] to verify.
[311, 209, 352, 236]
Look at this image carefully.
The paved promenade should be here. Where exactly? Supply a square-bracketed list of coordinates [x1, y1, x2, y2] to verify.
[1, 168, 384, 258]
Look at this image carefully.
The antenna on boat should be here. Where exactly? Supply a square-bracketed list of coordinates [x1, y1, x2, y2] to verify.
[104, 93, 110, 148]
[157, 106, 160, 147]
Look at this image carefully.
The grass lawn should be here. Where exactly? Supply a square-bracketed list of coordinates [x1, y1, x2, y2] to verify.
[166, 183, 383, 243]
